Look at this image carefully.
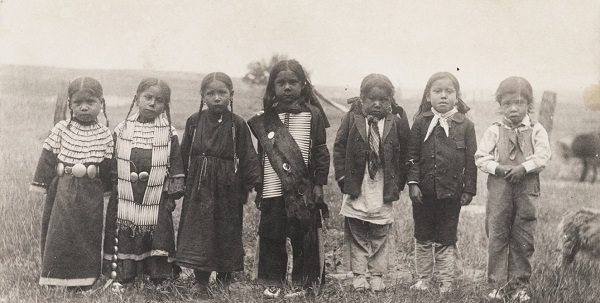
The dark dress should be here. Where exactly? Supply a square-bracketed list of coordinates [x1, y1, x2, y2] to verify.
[103, 119, 185, 282]
[31, 119, 113, 287]
[175, 110, 260, 274]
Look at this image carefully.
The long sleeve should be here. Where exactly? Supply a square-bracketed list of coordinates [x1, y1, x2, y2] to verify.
[521, 123, 551, 173]
[30, 148, 58, 194]
[167, 134, 185, 199]
[312, 111, 330, 185]
[475, 125, 500, 175]
[407, 117, 424, 183]
[396, 109, 410, 190]
[237, 119, 261, 190]
[463, 120, 478, 195]
[333, 112, 351, 182]
[180, 114, 197, 175]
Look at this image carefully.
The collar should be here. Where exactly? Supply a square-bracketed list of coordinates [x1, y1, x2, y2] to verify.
[422, 110, 465, 123]
[502, 114, 531, 128]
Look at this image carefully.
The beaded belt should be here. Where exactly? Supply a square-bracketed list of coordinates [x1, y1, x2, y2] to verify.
[56, 163, 99, 178]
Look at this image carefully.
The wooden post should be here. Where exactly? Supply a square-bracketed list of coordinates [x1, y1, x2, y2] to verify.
[538, 91, 557, 137]
[53, 81, 69, 125]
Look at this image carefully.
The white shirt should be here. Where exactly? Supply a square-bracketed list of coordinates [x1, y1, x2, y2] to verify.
[475, 115, 551, 175]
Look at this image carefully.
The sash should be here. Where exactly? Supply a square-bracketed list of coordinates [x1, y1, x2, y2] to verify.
[248, 112, 315, 224]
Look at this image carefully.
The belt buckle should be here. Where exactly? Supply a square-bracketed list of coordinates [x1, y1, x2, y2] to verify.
[87, 164, 98, 178]
[71, 164, 87, 178]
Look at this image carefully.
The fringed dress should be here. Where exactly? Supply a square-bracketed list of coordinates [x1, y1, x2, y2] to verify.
[103, 113, 185, 282]
[175, 110, 261, 273]
[30, 119, 114, 287]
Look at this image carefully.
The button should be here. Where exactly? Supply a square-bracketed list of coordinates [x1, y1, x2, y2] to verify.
[353, 152, 357, 156]
[268, 132, 275, 139]
[356, 137, 360, 141]
[351, 170, 356, 175]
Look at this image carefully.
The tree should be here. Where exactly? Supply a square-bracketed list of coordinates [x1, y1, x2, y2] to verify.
[243, 54, 288, 86]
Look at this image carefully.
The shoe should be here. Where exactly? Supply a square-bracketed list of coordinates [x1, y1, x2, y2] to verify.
[191, 283, 208, 295]
[283, 287, 306, 299]
[263, 286, 281, 298]
[110, 282, 124, 293]
[352, 275, 370, 291]
[488, 288, 505, 299]
[410, 279, 431, 291]
[439, 281, 452, 293]
[370, 276, 386, 292]
[512, 288, 531, 302]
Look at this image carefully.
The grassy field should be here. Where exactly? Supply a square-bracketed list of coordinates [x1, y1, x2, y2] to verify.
[1, 65, 599, 302]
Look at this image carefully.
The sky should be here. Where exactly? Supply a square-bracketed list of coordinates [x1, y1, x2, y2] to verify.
[1, 0, 599, 93]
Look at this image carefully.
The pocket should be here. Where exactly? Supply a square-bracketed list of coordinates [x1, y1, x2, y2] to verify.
[455, 140, 466, 149]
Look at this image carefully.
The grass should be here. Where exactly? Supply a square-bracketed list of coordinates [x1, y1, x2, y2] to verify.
[1, 65, 600, 302]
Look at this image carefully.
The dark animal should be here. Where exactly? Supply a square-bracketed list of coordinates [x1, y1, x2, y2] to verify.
[558, 132, 600, 183]
[559, 209, 600, 269]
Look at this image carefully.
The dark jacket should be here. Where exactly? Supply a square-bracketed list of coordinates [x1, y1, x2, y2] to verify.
[407, 111, 477, 199]
[333, 108, 410, 203]
[249, 103, 330, 206]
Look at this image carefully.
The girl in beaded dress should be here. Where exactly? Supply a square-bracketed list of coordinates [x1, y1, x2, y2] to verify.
[30, 77, 114, 289]
[104, 78, 185, 288]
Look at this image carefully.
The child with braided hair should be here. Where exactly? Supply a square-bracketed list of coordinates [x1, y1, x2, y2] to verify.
[31, 77, 113, 289]
[104, 78, 185, 289]
[175, 72, 261, 291]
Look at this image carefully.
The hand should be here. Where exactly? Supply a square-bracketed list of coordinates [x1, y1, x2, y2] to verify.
[460, 193, 473, 206]
[166, 197, 176, 212]
[505, 165, 526, 184]
[409, 184, 423, 204]
[313, 185, 324, 205]
[495, 165, 513, 177]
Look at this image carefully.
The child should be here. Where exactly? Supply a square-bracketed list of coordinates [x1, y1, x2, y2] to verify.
[175, 72, 261, 290]
[247, 59, 330, 298]
[104, 78, 185, 289]
[333, 74, 410, 291]
[407, 72, 477, 293]
[475, 77, 551, 302]
[31, 77, 113, 289]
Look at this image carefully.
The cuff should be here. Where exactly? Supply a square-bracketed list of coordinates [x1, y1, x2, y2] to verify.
[408, 181, 419, 185]
[487, 162, 499, 175]
[29, 184, 47, 194]
[521, 161, 536, 173]
[336, 176, 345, 182]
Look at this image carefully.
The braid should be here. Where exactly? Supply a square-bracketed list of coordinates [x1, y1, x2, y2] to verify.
[230, 98, 233, 113]
[199, 99, 205, 113]
[102, 98, 109, 127]
[67, 98, 73, 129]
[166, 105, 173, 139]
[124, 96, 136, 121]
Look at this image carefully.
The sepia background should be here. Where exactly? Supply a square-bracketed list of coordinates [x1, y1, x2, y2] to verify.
[1, 0, 599, 302]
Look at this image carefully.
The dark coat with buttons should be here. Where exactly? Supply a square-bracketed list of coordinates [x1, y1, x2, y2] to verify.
[333, 108, 410, 203]
[407, 111, 477, 199]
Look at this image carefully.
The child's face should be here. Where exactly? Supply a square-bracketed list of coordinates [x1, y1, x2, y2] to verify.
[428, 78, 457, 114]
[202, 80, 232, 115]
[70, 91, 102, 122]
[274, 70, 303, 103]
[136, 85, 167, 120]
[500, 93, 529, 125]
[362, 86, 392, 118]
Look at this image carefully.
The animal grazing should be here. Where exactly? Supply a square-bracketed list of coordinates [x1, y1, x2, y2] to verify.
[559, 208, 600, 270]
[557, 132, 600, 183]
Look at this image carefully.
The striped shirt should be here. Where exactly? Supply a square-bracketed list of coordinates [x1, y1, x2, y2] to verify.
[43, 120, 113, 164]
[262, 112, 312, 198]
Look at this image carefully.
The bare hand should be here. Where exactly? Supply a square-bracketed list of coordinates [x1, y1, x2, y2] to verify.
[505, 165, 526, 184]
[409, 184, 423, 204]
[166, 197, 176, 212]
[460, 193, 473, 206]
[495, 165, 513, 177]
